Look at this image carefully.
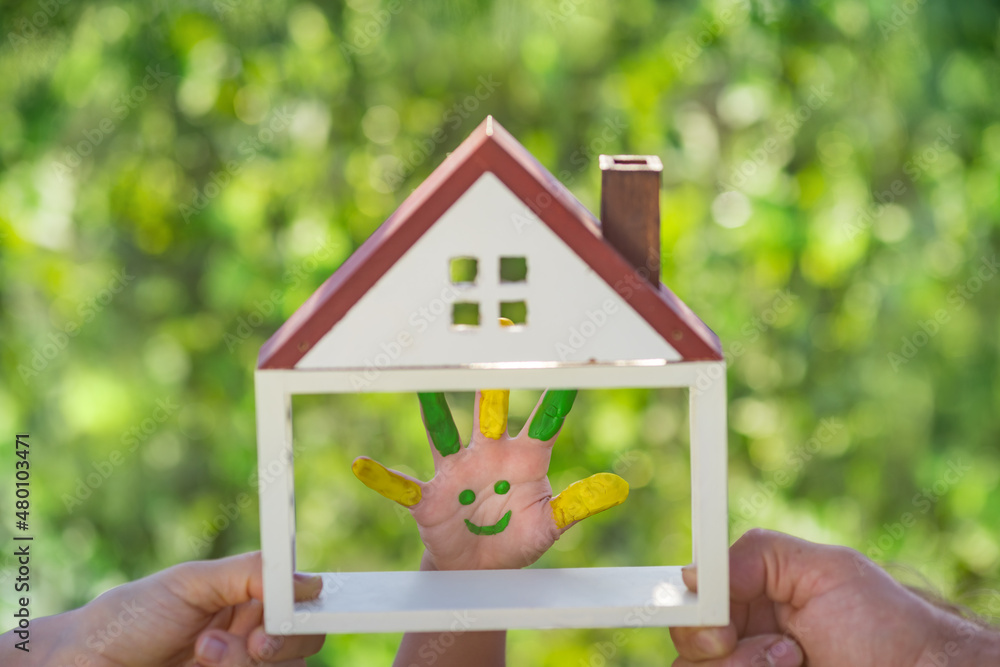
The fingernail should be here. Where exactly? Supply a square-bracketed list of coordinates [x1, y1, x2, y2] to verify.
[693, 631, 720, 656]
[694, 628, 731, 658]
[196, 635, 227, 665]
[294, 572, 323, 595]
[253, 632, 284, 658]
[767, 638, 804, 667]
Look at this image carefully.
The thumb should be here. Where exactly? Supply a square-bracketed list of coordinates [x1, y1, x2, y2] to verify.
[674, 635, 804, 667]
[724, 528, 857, 606]
[165, 551, 322, 613]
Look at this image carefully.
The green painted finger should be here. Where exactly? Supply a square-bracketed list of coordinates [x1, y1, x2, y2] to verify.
[528, 389, 578, 440]
[417, 392, 461, 457]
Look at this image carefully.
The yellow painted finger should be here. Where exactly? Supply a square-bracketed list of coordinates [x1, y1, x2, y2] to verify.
[351, 456, 422, 507]
[479, 390, 510, 439]
[550, 473, 629, 530]
[478, 318, 515, 440]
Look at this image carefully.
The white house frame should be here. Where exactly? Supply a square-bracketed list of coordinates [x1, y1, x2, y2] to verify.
[255, 117, 728, 635]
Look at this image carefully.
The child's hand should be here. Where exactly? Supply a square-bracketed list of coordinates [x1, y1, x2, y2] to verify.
[353, 388, 629, 571]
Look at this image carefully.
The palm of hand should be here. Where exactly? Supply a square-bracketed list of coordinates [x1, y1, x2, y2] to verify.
[353, 389, 629, 571]
[412, 427, 560, 571]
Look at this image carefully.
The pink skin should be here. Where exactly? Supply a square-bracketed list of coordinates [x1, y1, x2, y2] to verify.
[393, 391, 574, 571]
[0, 552, 325, 667]
[670, 529, 1000, 667]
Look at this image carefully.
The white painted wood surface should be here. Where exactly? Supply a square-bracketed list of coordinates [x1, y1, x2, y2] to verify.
[292, 566, 697, 634]
[296, 172, 681, 370]
[690, 368, 730, 625]
[255, 378, 297, 631]
[255, 361, 730, 634]
[262, 360, 725, 394]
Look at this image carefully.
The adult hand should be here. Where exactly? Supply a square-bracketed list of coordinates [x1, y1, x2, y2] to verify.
[670, 529, 1000, 666]
[23, 551, 325, 667]
[353, 387, 629, 571]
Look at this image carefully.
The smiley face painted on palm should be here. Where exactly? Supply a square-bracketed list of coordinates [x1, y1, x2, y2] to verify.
[351, 389, 629, 571]
[459, 480, 512, 535]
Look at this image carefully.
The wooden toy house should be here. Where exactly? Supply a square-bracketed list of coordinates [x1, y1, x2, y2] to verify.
[255, 117, 727, 634]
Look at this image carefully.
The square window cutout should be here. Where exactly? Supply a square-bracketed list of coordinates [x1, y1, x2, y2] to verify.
[450, 257, 478, 284]
[452, 302, 480, 327]
[499, 301, 527, 325]
[499, 257, 527, 283]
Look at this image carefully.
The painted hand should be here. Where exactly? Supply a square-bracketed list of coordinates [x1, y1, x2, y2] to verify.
[352, 388, 629, 571]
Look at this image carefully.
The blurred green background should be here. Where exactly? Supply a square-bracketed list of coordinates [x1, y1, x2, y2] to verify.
[1, 0, 999, 663]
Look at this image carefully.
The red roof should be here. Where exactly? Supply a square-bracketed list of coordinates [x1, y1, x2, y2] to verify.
[258, 117, 722, 369]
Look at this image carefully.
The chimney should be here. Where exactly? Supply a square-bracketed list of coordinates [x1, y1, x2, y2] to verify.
[599, 154, 663, 287]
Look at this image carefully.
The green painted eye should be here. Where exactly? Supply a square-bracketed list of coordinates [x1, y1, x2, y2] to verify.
[459, 489, 476, 505]
[494, 480, 510, 494]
